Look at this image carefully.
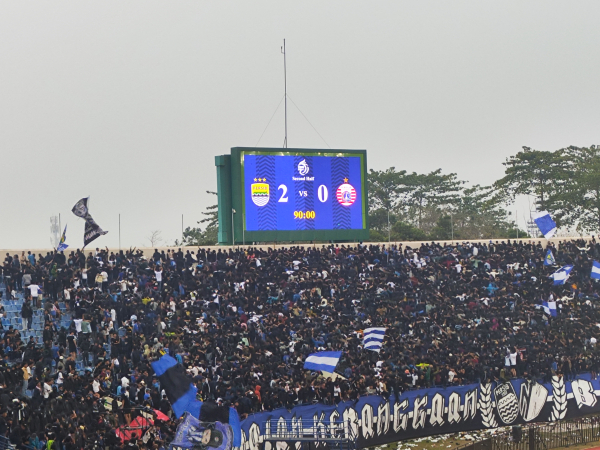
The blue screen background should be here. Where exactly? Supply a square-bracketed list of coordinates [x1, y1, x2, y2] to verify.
[243, 154, 364, 231]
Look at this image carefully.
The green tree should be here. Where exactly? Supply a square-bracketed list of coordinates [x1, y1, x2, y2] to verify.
[390, 221, 429, 241]
[402, 170, 464, 229]
[175, 191, 219, 246]
[549, 146, 600, 233]
[369, 208, 398, 234]
[452, 185, 512, 239]
[430, 215, 453, 240]
[494, 147, 569, 210]
[368, 168, 407, 237]
[368, 167, 406, 211]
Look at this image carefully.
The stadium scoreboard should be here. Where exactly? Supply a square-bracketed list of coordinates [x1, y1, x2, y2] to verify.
[215, 148, 369, 244]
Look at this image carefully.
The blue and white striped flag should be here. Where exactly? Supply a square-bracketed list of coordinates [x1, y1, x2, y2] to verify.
[551, 265, 573, 285]
[591, 261, 600, 280]
[303, 351, 342, 372]
[363, 327, 387, 352]
[533, 211, 557, 239]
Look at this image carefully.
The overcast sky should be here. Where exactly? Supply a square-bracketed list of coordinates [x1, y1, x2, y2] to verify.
[1, 1, 599, 249]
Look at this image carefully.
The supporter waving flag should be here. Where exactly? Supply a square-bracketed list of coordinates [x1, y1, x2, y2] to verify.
[544, 249, 555, 266]
[551, 265, 573, 285]
[303, 351, 342, 372]
[363, 327, 387, 352]
[151, 355, 241, 446]
[543, 301, 558, 317]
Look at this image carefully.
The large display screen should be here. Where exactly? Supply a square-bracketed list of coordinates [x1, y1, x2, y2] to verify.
[242, 152, 366, 232]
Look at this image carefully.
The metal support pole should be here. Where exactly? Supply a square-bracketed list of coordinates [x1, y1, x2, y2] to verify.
[232, 209, 236, 246]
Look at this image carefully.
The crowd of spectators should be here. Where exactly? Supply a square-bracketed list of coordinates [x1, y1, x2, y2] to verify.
[1, 238, 600, 449]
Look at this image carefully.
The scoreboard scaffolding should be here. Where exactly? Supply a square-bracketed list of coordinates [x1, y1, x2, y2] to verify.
[215, 147, 369, 245]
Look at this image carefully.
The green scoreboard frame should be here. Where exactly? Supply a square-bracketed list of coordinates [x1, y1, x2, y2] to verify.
[215, 147, 369, 245]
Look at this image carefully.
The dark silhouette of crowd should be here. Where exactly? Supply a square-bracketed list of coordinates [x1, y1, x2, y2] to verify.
[1, 237, 600, 449]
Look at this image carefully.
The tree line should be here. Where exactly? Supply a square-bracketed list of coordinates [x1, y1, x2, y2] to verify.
[371, 145, 600, 241]
[180, 145, 599, 245]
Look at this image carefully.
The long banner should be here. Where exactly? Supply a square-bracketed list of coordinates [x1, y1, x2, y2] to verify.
[239, 374, 600, 450]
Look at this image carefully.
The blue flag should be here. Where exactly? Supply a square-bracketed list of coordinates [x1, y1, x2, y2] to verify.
[304, 351, 342, 372]
[592, 261, 600, 280]
[56, 225, 68, 252]
[533, 211, 557, 239]
[151, 355, 241, 446]
[170, 413, 233, 450]
[551, 265, 573, 285]
[544, 249, 555, 266]
[542, 301, 558, 317]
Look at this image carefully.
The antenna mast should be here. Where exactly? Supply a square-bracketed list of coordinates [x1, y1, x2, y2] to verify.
[282, 39, 287, 148]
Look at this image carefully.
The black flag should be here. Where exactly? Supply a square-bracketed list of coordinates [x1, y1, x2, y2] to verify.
[72, 197, 90, 219]
[72, 197, 108, 247]
[84, 218, 108, 247]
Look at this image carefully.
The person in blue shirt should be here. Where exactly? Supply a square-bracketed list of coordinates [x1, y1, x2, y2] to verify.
[27, 251, 35, 267]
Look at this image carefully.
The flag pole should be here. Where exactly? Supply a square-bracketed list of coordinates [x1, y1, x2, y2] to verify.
[119, 214, 121, 250]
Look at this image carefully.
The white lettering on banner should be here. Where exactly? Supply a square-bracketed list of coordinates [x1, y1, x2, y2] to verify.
[464, 389, 478, 421]
[430, 393, 445, 426]
[291, 416, 302, 437]
[314, 413, 326, 439]
[412, 396, 428, 429]
[448, 392, 462, 424]
[277, 417, 287, 437]
[361, 404, 374, 439]
[238, 377, 600, 450]
[571, 380, 597, 409]
[248, 423, 261, 450]
[393, 399, 409, 432]
[329, 411, 341, 437]
[343, 407, 359, 439]
[377, 402, 390, 436]
[240, 430, 247, 450]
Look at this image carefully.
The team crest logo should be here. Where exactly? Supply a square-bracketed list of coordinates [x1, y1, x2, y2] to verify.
[495, 382, 519, 424]
[298, 159, 310, 176]
[251, 178, 269, 207]
[519, 381, 549, 421]
[336, 178, 356, 206]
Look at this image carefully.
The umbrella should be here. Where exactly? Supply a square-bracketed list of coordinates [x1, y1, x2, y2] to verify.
[153, 409, 170, 421]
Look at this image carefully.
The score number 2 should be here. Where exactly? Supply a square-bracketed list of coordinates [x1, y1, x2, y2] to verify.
[278, 184, 329, 203]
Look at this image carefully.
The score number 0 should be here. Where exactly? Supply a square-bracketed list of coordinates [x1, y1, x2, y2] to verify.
[278, 184, 329, 203]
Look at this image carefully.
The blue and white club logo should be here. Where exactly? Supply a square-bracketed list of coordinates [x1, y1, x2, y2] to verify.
[298, 159, 310, 176]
